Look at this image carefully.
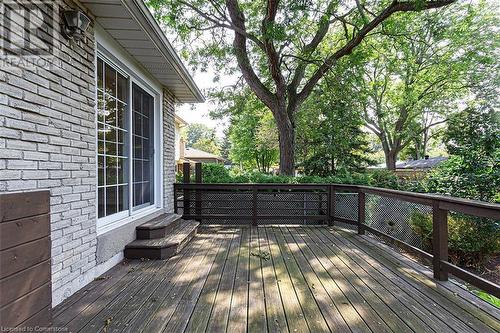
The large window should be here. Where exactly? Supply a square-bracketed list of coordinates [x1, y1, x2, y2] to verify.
[97, 56, 156, 221]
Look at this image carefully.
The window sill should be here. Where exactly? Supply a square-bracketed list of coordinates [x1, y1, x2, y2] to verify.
[96, 206, 162, 236]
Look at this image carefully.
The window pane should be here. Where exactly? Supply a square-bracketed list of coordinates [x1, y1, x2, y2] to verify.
[106, 186, 117, 215]
[134, 184, 143, 207]
[98, 188, 105, 218]
[118, 185, 128, 212]
[106, 141, 117, 156]
[105, 64, 116, 97]
[98, 156, 104, 186]
[133, 136, 141, 160]
[117, 73, 127, 102]
[117, 101, 126, 128]
[117, 158, 127, 184]
[134, 160, 142, 183]
[144, 182, 150, 204]
[106, 156, 117, 185]
[97, 58, 103, 90]
[134, 112, 142, 137]
[97, 90, 104, 122]
[105, 95, 116, 127]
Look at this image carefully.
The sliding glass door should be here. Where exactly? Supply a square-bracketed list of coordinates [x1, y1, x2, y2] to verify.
[132, 83, 154, 209]
[97, 56, 156, 222]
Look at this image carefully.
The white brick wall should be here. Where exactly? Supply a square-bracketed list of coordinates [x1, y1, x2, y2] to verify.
[163, 88, 176, 213]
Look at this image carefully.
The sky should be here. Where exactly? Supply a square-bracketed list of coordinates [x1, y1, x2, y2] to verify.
[176, 69, 231, 139]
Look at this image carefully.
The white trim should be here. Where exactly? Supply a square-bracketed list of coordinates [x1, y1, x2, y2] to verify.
[97, 206, 163, 235]
[95, 26, 164, 235]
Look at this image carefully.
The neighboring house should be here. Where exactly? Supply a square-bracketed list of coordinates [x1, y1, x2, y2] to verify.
[369, 156, 448, 178]
[0, 0, 203, 307]
[184, 147, 225, 164]
[174, 113, 189, 171]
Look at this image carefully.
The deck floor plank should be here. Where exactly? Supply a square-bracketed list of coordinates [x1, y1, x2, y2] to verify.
[52, 226, 500, 333]
[247, 226, 268, 332]
[226, 226, 250, 333]
[331, 228, 500, 333]
[164, 228, 235, 333]
[256, 226, 289, 333]
[321, 228, 475, 333]
[290, 227, 393, 333]
[204, 228, 243, 332]
[310, 227, 439, 332]
[270, 227, 332, 333]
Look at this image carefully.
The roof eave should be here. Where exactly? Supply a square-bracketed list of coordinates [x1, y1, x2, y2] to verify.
[121, 0, 204, 103]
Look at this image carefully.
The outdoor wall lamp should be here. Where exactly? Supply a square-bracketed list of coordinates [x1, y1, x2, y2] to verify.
[61, 10, 90, 41]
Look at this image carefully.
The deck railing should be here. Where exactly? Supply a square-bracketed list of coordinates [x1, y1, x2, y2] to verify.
[174, 171, 499, 298]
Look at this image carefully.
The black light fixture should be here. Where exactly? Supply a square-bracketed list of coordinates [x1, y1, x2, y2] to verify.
[61, 10, 90, 41]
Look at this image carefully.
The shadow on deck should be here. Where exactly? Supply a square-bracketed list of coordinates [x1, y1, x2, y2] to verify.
[53, 226, 500, 333]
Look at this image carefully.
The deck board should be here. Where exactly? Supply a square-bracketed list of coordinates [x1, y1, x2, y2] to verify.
[53, 226, 500, 333]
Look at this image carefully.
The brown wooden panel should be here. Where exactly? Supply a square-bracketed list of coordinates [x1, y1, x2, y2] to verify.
[0, 214, 50, 250]
[16, 306, 52, 330]
[0, 237, 51, 279]
[0, 259, 51, 307]
[0, 191, 50, 222]
[0, 282, 51, 328]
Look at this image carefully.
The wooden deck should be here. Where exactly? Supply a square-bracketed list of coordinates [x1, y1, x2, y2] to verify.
[53, 226, 500, 333]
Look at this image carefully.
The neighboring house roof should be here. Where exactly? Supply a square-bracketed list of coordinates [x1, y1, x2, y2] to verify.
[175, 114, 188, 127]
[184, 147, 224, 161]
[369, 156, 448, 170]
[397, 156, 448, 169]
[81, 0, 204, 103]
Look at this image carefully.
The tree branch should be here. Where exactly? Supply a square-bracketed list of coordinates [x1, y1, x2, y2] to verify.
[225, 0, 277, 109]
[296, 0, 456, 106]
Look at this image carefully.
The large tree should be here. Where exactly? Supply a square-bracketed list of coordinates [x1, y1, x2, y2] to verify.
[150, 0, 455, 174]
[354, 1, 498, 169]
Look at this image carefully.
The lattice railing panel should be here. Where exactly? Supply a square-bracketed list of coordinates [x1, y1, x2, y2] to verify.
[365, 194, 431, 249]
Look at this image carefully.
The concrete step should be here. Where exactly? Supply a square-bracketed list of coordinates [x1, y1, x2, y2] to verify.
[124, 220, 199, 260]
[135, 213, 182, 239]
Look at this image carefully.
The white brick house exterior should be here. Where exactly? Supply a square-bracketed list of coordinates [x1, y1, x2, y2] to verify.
[0, 0, 203, 306]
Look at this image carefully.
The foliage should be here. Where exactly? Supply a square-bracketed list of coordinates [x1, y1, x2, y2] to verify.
[184, 123, 221, 155]
[353, 1, 499, 169]
[192, 137, 221, 155]
[409, 211, 499, 269]
[148, 0, 456, 174]
[423, 105, 500, 202]
[296, 75, 373, 176]
[194, 163, 405, 189]
[224, 91, 279, 172]
[473, 290, 500, 308]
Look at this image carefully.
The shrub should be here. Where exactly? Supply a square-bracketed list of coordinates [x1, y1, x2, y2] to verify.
[409, 211, 499, 269]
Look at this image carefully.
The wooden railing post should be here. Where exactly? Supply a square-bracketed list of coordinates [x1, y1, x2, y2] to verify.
[174, 184, 178, 214]
[183, 162, 190, 217]
[195, 163, 202, 221]
[357, 190, 365, 235]
[433, 201, 448, 281]
[327, 186, 332, 226]
[252, 187, 258, 227]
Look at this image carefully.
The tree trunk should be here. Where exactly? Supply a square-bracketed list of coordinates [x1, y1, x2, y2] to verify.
[385, 151, 397, 170]
[276, 117, 295, 176]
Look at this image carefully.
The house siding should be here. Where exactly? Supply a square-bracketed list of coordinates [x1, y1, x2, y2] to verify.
[0, 0, 180, 307]
[163, 88, 176, 214]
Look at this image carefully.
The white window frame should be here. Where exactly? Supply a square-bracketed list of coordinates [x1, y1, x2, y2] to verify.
[95, 46, 163, 235]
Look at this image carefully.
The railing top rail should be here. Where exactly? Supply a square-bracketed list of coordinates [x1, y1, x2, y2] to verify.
[174, 182, 500, 219]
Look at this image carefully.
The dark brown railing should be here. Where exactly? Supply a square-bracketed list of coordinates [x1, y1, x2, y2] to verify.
[174, 166, 500, 298]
